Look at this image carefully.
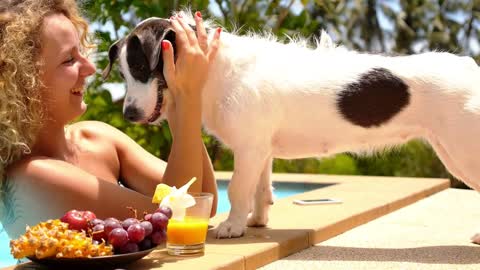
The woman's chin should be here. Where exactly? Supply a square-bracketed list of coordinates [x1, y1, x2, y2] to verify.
[70, 102, 88, 120]
[80, 101, 88, 112]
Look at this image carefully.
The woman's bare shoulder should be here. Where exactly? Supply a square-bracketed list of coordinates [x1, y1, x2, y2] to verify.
[67, 120, 121, 138]
[67, 120, 131, 143]
[7, 156, 71, 183]
[68, 120, 115, 130]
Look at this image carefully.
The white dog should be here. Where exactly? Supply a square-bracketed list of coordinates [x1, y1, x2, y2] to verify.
[102, 11, 480, 239]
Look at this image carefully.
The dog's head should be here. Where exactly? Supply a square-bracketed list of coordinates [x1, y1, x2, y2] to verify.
[102, 18, 177, 124]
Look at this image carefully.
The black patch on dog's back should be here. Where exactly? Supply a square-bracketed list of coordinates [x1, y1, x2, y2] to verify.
[337, 68, 410, 128]
[127, 35, 151, 83]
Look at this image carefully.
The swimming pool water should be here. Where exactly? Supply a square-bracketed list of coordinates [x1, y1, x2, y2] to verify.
[216, 180, 332, 213]
[0, 180, 331, 267]
[1, 223, 18, 268]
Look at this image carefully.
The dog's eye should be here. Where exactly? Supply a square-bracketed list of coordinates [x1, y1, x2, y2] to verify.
[119, 71, 125, 79]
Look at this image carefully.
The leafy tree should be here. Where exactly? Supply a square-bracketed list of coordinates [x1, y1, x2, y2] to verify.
[79, 0, 480, 188]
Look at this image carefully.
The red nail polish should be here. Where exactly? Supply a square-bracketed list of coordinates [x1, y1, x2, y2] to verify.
[216, 27, 222, 35]
[162, 41, 169, 50]
[195, 11, 202, 18]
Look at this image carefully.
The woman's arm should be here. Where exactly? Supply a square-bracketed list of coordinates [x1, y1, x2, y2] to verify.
[160, 13, 221, 216]
[165, 106, 218, 216]
[7, 157, 160, 224]
[201, 142, 217, 217]
[162, 96, 203, 192]
[108, 111, 217, 216]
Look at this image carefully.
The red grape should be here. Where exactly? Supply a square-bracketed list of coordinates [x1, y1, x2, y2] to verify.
[155, 206, 172, 219]
[150, 230, 166, 245]
[122, 218, 139, 230]
[140, 221, 153, 237]
[138, 238, 153, 251]
[127, 224, 145, 243]
[143, 213, 152, 222]
[104, 217, 120, 224]
[104, 219, 122, 236]
[108, 228, 129, 248]
[91, 224, 107, 241]
[118, 242, 139, 254]
[150, 212, 168, 230]
[88, 218, 104, 228]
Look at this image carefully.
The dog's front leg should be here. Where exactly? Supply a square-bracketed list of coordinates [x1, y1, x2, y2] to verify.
[215, 148, 270, 238]
[247, 157, 273, 227]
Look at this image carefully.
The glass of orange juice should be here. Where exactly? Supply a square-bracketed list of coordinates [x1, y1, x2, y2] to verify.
[166, 192, 213, 255]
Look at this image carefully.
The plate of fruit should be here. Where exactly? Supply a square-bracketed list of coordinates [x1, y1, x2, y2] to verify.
[10, 206, 173, 269]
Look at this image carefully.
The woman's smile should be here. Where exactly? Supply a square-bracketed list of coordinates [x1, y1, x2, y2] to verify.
[70, 86, 84, 97]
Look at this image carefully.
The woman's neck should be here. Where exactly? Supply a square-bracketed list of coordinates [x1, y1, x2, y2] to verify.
[29, 120, 73, 160]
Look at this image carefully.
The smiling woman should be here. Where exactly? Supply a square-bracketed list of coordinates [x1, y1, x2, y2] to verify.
[39, 12, 96, 123]
[0, 0, 219, 256]
[0, 0, 94, 236]
[0, 0, 97, 236]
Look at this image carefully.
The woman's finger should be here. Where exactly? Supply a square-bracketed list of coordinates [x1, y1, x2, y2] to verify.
[176, 16, 198, 47]
[207, 27, 222, 62]
[170, 16, 189, 50]
[161, 40, 176, 88]
[194, 11, 208, 54]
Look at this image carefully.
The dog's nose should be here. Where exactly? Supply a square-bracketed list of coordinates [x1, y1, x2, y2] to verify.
[124, 106, 143, 122]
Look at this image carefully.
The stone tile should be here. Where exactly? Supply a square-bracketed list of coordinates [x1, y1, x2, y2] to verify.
[129, 249, 245, 270]
[205, 227, 310, 270]
[261, 188, 480, 270]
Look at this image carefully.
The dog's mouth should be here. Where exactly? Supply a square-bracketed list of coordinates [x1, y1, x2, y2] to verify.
[146, 86, 164, 123]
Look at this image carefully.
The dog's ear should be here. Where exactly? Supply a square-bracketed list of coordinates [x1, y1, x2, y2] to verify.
[102, 38, 124, 80]
[143, 29, 176, 71]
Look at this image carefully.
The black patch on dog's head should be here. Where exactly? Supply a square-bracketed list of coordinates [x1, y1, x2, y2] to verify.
[101, 18, 177, 82]
[337, 68, 410, 128]
[127, 35, 151, 83]
[131, 19, 177, 75]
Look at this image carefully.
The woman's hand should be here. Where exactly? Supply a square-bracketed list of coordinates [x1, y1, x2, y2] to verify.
[162, 12, 221, 103]
[160, 11, 220, 199]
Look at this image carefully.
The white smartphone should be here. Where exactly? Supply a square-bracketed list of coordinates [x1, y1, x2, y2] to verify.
[293, 198, 342, 205]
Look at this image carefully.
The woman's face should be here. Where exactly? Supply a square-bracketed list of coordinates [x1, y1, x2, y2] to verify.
[39, 13, 96, 124]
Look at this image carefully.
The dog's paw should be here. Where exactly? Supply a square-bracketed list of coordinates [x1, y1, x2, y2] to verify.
[214, 220, 246, 238]
[470, 233, 480, 244]
[246, 213, 268, 227]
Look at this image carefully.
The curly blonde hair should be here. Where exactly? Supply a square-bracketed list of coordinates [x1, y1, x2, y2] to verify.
[0, 0, 94, 197]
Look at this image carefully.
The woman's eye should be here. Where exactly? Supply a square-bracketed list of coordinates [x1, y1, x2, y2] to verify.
[63, 57, 75, 65]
